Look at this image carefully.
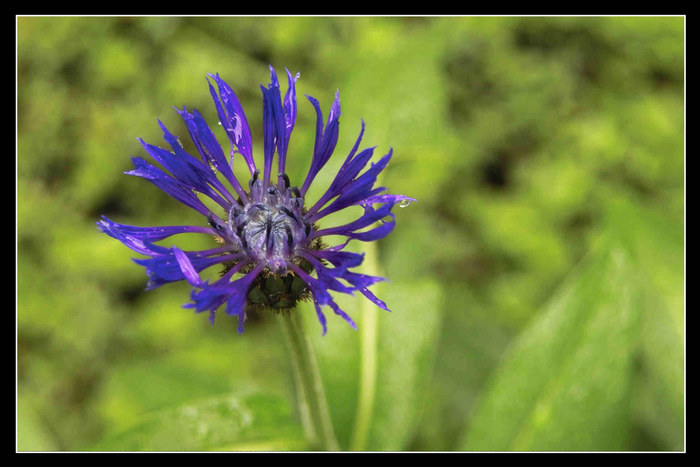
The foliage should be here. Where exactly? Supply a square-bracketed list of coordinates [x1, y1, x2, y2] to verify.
[17, 16, 684, 451]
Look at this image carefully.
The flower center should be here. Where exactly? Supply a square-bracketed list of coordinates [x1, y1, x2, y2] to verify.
[231, 172, 310, 275]
[240, 203, 296, 268]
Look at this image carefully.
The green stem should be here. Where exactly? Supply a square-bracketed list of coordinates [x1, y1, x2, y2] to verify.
[350, 241, 380, 451]
[279, 311, 339, 451]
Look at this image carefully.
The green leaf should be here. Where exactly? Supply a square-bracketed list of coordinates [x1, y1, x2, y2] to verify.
[92, 392, 307, 452]
[461, 237, 641, 451]
[604, 197, 684, 450]
[17, 394, 58, 452]
[365, 280, 443, 451]
[303, 264, 442, 451]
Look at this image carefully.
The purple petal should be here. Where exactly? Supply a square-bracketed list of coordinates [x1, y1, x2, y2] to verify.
[97, 219, 172, 256]
[342, 119, 365, 167]
[260, 84, 280, 187]
[303, 248, 365, 272]
[306, 124, 370, 216]
[297, 252, 356, 295]
[207, 73, 256, 174]
[358, 287, 390, 312]
[288, 263, 333, 307]
[224, 263, 265, 334]
[312, 298, 328, 336]
[329, 299, 357, 330]
[175, 106, 248, 202]
[300, 92, 341, 196]
[97, 216, 214, 243]
[150, 122, 233, 209]
[266, 66, 291, 175]
[342, 271, 387, 290]
[186, 260, 256, 314]
[134, 251, 243, 290]
[307, 149, 392, 223]
[125, 157, 211, 216]
[289, 263, 357, 331]
[312, 201, 396, 242]
[283, 68, 300, 141]
[358, 194, 416, 208]
[321, 150, 391, 216]
[172, 246, 204, 287]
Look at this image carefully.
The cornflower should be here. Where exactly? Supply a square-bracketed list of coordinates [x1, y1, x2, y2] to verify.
[98, 66, 412, 334]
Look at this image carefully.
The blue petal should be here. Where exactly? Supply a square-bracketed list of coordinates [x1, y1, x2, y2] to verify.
[172, 246, 204, 287]
[328, 299, 357, 330]
[299, 253, 356, 296]
[358, 194, 416, 208]
[321, 151, 392, 218]
[175, 106, 248, 201]
[266, 66, 290, 175]
[304, 248, 365, 272]
[98, 218, 172, 256]
[283, 68, 300, 141]
[125, 157, 211, 216]
[341, 270, 387, 290]
[260, 84, 279, 187]
[312, 201, 396, 242]
[289, 263, 357, 331]
[188, 283, 229, 314]
[307, 149, 392, 223]
[185, 259, 257, 316]
[303, 250, 389, 314]
[358, 286, 390, 312]
[207, 73, 256, 174]
[306, 123, 370, 216]
[300, 92, 341, 195]
[137, 132, 230, 209]
[225, 263, 265, 334]
[151, 121, 233, 209]
[97, 216, 215, 243]
[134, 251, 242, 290]
[312, 298, 328, 336]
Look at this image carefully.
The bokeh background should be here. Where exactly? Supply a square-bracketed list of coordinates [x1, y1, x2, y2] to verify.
[17, 16, 684, 451]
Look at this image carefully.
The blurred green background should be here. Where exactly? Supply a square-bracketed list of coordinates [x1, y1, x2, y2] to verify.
[17, 16, 684, 451]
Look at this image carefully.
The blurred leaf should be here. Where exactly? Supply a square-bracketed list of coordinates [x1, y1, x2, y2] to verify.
[95, 324, 289, 437]
[603, 197, 684, 450]
[299, 298, 360, 449]
[92, 392, 306, 452]
[97, 359, 236, 434]
[366, 280, 443, 450]
[17, 394, 57, 452]
[414, 284, 512, 451]
[461, 235, 641, 451]
[303, 273, 442, 451]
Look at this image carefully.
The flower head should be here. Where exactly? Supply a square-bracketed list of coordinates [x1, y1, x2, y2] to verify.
[98, 66, 413, 334]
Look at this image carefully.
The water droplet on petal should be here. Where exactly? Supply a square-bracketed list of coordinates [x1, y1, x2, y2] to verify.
[399, 198, 413, 208]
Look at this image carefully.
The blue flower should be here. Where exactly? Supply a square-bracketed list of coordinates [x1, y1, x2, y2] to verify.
[98, 66, 413, 335]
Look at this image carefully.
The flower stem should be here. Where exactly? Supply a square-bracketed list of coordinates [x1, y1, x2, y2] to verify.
[350, 241, 380, 451]
[279, 310, 339, 451]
